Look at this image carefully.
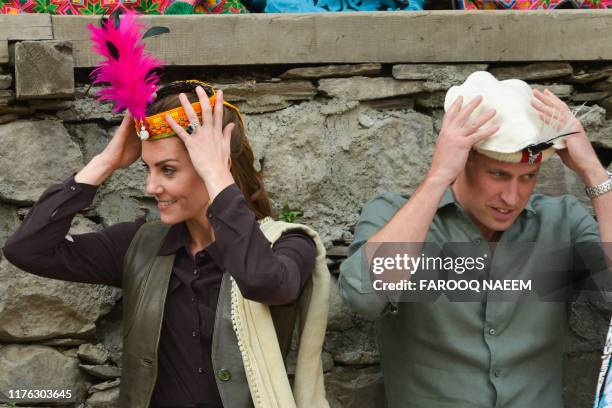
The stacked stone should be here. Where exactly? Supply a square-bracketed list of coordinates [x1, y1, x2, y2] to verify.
[0, 43, 611, 407]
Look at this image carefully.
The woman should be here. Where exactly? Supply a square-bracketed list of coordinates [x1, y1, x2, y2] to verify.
[3, 80, 330, 408]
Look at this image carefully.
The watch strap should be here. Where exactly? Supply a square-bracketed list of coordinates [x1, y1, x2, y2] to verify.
[585, 171, 612, 199]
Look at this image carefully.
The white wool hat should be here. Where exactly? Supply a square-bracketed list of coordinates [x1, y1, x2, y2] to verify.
[444, 71, 567, 164]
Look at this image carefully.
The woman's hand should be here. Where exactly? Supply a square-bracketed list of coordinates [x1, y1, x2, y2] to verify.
[427, 95, 499, 185]
[76, 111, 141, 186]
[531, 88, 607, 186]
[99, 111, 142, 170]
[165, 87, 236, 201]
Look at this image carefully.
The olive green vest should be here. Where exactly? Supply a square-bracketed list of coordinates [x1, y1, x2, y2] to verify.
[118, 221, 298, 408]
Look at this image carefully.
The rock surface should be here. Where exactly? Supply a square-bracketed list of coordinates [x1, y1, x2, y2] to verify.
[0, 344, 89, 405]
[0, 120, 83, 204]
[392, 63, 488, 87]
[57, 86, 121, 123]
[78, 344, 110, 365]
[0, 74, 11, 90]
[325, 366, 385, 408]
[318, 77, 431, 101]
[328, 276, 354, 331]
[246, 102, 435, 243]
[0, 257, 121, 342]
[14, 41, 74, 100]
[79, 364, 122, 380]
[281, 63, 382, 79]
[489, 62, 573, 81]
[86, 386, 119, 408]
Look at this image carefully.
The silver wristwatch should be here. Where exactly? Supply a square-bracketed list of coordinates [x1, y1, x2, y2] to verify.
[585, 171, 612, 199]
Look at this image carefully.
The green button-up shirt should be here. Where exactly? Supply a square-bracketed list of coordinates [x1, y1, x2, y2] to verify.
[339, 189, 604, 408]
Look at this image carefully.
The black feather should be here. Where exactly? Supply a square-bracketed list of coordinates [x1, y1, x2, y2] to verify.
[145, 67, 163, 82]
[143, 26, 170, 40]
[105, 41, 119, 60]
[110, 8, 123, 29]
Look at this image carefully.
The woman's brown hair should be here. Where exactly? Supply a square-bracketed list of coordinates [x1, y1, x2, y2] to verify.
[147, 82, 273, 220]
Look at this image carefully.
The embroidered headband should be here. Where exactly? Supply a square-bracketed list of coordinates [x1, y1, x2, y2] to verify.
[134, 80, 243, 141]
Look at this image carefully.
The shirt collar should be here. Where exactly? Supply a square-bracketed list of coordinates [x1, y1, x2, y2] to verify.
[158, 222, 191, 256]
[157, 222, 223, 266]
[438, 187, 537, 215]
[438, 188, 456, 210]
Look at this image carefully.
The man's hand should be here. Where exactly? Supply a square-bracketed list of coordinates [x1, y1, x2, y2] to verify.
[531, 88, 607, 186]
[428, 95, 499, 186]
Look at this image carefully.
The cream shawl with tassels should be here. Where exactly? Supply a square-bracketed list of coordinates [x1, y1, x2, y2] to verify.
[229, 218, 330, 408]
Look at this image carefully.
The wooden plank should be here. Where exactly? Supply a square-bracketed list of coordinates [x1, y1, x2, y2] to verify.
[0, 41, 7, 64]
[0, 14, 52, 41]
[53, 11, 612, 67]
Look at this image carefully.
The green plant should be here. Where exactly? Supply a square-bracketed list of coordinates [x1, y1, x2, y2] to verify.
[279, 205, 303, 223]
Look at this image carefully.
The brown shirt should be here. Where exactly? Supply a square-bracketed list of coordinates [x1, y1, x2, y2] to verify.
[2, 175, 316, 408]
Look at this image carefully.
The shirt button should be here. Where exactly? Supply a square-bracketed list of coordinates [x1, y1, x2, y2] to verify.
[192, 330, 197, 337]
[198, 367, 203, 374]
[69, 185, 76, 191]
[488, 328, 496, 336]
[191, 297, 196, 303]
[207, 212, 213, 219]
[494, 370, 500, 378]
[217, 368, 232, 382]
[193, 269, 198, 276]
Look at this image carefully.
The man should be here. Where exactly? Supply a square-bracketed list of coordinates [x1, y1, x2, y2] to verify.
[338, 71, 612, 408]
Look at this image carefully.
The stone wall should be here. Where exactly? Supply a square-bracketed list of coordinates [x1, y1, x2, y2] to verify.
[0, 53, 611, 407]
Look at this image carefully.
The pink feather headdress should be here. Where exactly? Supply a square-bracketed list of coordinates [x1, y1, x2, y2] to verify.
[87, 10, 168, 120]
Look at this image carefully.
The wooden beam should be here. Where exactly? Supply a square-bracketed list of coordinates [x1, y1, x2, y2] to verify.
[52, 11, 612, 67]
[0, 41, 7, 65]
[0, 14, 53, 64]
[0, 14, 52, 41]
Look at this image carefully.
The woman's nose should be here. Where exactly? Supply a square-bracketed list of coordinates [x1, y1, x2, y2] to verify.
[145, 175, 163, 196]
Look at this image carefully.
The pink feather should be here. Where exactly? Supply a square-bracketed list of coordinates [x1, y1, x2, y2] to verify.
[88, 11, 164, 120]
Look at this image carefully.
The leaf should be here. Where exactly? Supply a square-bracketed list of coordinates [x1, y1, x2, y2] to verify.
[105, 41, 119, 60]
[279, 205, 303, 223]
[143, 26, 170, 39]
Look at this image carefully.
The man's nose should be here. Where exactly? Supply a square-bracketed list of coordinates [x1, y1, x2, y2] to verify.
[500, 180, 520, 208]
